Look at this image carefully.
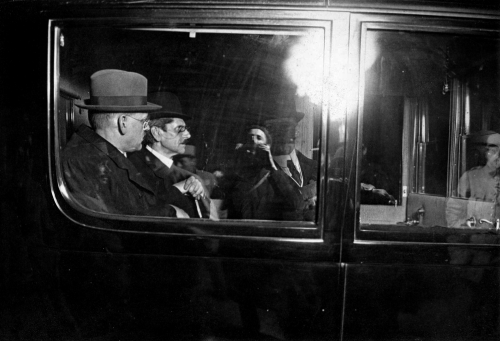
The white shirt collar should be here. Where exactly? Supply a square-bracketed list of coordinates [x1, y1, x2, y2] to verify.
[273, 149, 303, 186]
[146, 145, 173, 168]
[274, 149, 299, 168]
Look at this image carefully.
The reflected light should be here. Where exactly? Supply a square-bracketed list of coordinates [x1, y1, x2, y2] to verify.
[364, 31, 380, 72]
[284, 32, 324, 105]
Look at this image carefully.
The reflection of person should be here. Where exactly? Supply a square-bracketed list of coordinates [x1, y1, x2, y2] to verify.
[227, 126, 305, 221]
[265, 115, 317, 220]
[128, 91, 212, 218]
[172, 154, 217, 196]
[360, 144, 396, 205]
[446, 132, 500, 228]
[62, 69, 181, 216]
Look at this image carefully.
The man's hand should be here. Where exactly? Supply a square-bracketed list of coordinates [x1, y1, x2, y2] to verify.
[174, 176, 205, 200]
[257, 144, 277, 170]
[361, 182, 375, 191]
[372, 188, 396, 204]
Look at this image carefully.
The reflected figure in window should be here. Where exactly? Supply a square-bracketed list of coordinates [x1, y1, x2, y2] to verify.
[226, 126, 305, 221]
[128, 92, 214, 219]
[265, 114, 317, 221]
[62, 70, 184, 217]
[360, 144, 396, 205]
[172, 154, 217, 197]
[446, 132, 500, 228]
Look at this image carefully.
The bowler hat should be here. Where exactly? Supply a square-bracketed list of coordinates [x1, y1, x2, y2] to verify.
[468, 130, 500, 146]
[148, 91, 192, 120]
[264, 111, 305, 129]
[486, 132, 500, 146]
[75, 69, 161, 112]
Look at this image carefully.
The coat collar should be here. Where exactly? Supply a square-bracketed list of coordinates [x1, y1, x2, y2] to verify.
[140, 146, 171, 175]
[138, 147, 197, 184]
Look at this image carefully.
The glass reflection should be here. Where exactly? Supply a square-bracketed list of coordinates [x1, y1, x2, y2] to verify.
[361, 29, 500, 231]
[58, 27, 323, 222]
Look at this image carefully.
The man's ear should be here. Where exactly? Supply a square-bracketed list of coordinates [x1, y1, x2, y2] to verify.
[117, 115, 127, 135]
[150, 126, 162, 142]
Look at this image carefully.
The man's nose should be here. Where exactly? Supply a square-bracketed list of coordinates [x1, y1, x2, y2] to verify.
[183, 130, 191, 139]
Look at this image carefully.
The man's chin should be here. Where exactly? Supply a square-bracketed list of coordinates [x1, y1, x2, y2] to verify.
[273, 146, 294, 156]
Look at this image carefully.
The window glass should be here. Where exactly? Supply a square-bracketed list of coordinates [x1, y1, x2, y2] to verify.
[360, 29, 500, 231]
[57, 26, 323, 223]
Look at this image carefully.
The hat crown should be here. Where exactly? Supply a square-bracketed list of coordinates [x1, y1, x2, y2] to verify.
[148, 92, 183, 114]
[147, 92, 192, 120]
[75, 69, 161, 112]
[90, 69, 147, 97]
[486, 133, 500, 146]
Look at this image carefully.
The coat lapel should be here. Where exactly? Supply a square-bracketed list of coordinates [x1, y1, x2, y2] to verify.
[140, 147, 195, 184]
[296, 150, 317, 183]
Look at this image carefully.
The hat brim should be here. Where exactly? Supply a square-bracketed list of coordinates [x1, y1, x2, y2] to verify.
[75, 100, 161, 112]
[149, 110, 193, 120]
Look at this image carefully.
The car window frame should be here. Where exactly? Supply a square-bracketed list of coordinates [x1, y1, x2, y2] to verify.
[47, 10, 347, 242]
[349, 13, 500, 246]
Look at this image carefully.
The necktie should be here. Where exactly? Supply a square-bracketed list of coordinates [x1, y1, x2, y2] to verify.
[287, 160, 301, 185]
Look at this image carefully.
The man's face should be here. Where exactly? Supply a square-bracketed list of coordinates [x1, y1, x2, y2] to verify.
[158, 118, 191, 156]
[272, 142, 295, 156]
[125, 113, 149, 152]
[269, 124, 296, 156]
[486, 144, 500, 169]
[248, 129, 268, 146]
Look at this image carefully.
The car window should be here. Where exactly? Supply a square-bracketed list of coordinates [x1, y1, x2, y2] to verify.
[359, 28, 500, 233]
[55, 24, 325, 224]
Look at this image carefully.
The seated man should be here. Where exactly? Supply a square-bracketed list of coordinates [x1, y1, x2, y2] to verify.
[129, 92, 212, 219]
[360, 144, 396, 205]
[226, 125, 305, 221]
[62, 69, 187, 217]
[446, 131, 500, 229]
[265, 114, 317, 221]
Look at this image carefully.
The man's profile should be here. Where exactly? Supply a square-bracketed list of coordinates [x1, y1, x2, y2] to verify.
[129, 92, 213, 218]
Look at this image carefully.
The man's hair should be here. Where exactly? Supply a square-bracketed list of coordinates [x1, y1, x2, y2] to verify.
[144, 117, 175, 145]
[88, 112, 117, 130]
[172, 153, 196, 166]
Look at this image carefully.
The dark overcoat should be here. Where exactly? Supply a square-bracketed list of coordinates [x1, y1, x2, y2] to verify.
[129, 147, 211, 218]
[296, 150, 318, 221]
[61, 125, 176, 217]
[228, 166, 305, 221]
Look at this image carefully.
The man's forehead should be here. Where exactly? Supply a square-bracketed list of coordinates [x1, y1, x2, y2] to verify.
[129, 112, 149, 119]
[166, 117, 186, 128]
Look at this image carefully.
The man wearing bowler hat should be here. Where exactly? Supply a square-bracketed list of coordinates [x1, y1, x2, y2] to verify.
[265, 112, 318, 221]
[129, 91, 214, 219]
[62, 69, 195, 217]
[447, 131, 500, 229]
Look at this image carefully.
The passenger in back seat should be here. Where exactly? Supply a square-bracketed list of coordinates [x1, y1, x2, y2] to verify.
[446, 131, 500, 229]
[62, 69, 190, 217]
